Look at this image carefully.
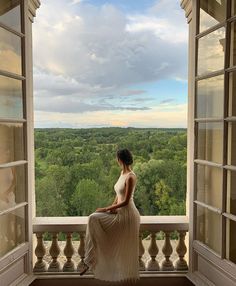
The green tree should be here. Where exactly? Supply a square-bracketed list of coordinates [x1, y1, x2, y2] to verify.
[155, 179, 185, 215]
[71, 179, 107, 216]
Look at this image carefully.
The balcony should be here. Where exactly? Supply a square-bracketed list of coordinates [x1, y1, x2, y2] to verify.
[30, 215, 193, 286]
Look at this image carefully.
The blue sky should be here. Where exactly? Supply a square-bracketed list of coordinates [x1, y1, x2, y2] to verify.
[83, 0, 157, 12]
[33, 0, 188, 128]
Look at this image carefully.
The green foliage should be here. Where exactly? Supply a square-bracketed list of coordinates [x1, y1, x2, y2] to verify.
[71, 179, 107, 215]
[35, 127, 187, 216]
[155, 179, 185, 215]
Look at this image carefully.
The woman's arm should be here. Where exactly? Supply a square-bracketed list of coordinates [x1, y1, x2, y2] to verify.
[96, 175, 136, 212]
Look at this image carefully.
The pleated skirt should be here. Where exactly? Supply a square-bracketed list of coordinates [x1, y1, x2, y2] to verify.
[84, 200, 140, 283]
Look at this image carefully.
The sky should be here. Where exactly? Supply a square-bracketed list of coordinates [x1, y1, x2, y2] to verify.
[33, 0, 188, 128]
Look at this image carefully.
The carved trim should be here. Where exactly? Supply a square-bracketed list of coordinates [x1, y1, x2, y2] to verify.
[28, 0, 41, 22]
[180, 0, 193, 23]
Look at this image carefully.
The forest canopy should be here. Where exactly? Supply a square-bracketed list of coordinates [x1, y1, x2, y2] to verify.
[35, 127, 187, 216]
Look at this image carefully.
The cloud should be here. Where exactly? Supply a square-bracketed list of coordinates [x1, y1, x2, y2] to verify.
[33, 0, 187, 126]
[70, 0, 84, 5]
[160, 98, 175, 104]
[35, 95, 150, 113]
[35, 103, 187, 128]
[120, 90, 147, 96]
[126, 15, 187, 44]
[133, 97, 154, 102]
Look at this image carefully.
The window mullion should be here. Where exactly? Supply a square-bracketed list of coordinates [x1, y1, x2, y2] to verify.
[0, 202, 28, 217]
[0, 160, 27, 169]
[0, 21, 25, 37]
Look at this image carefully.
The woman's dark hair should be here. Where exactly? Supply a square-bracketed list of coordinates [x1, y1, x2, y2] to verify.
[116, 149, 133, 166]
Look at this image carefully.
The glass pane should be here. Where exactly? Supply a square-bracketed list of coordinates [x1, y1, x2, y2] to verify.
[230, 22, 236, 67]
[0, 165, 26, 212]
[196, 75, 224, 118]
[232, 0, 236, 16]
[198, 27, 225, 76]
[226, 219, 236, 264]
[0, 206, 26, 257]
[197, 122, 223, 164]
[0, 123, 24, 164]
[199, 0, 226, 33]
[227, 170, 236, 216]
[196, 204, 221, 254]
[197, 164, 222, 209]
[0, 75, 23, 119]
[228, 122, 236, 166]
[0, 0, 21, 32]
[0, 27, 22, 75]
[229, 72, 236, 116]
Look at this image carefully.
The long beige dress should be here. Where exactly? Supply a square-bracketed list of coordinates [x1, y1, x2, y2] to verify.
[84, 170, 140, 282]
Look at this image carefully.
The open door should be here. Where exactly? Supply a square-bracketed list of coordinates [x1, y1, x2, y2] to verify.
[182, 0, 236, 285]
[0, 0, 39, 285]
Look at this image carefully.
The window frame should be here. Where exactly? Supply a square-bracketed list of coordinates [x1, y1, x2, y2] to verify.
[194, 0, 236, 265]
[0, 0, 29, 262]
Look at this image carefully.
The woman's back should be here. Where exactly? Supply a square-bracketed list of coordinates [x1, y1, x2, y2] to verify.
[114, 171, 136, 204]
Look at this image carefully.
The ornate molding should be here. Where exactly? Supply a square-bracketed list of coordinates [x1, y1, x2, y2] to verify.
[180, 0, 193, 23]
[28, 0, 41, 22]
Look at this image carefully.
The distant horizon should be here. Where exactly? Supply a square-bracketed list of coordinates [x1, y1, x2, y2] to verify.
[34, 126, 187, 130]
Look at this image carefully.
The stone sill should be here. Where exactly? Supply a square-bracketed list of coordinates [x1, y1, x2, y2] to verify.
[33, 215, 189, 232]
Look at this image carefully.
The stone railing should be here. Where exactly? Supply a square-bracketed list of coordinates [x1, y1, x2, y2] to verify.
[32, 216, 189, 274]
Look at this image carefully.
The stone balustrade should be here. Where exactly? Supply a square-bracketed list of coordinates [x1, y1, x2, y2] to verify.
[33, 216, 189, 274]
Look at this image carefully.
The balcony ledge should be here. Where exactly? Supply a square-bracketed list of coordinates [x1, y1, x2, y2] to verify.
[33, 215, 189, 233]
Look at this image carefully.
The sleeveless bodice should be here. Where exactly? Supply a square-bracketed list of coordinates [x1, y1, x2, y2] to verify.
[114, 171, 136, 203]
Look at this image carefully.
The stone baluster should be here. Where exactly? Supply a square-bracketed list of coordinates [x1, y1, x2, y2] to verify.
[77, 232, 86, 271]
[175, 231, 188, 270]
[48, 232, 61, 272]
[33, 232, 47, 272]
[161, 231, 174, 271]
[147, 232, 159, 271]
[63, 232, 75, 272]
[139, 233, 146, 271]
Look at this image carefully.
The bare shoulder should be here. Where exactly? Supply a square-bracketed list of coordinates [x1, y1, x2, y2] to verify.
[127, 172, 137, 183]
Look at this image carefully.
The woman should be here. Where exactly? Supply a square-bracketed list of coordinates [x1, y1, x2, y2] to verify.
[79, 148, 140, 283]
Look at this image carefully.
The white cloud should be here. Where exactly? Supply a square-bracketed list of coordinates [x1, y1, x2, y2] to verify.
[71, 0, 84, 5]
[126, 15, 187, 44]
[33, 0, 188, 126]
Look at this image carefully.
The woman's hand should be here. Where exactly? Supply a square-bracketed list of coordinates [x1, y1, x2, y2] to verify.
[96, 207, 107, 212]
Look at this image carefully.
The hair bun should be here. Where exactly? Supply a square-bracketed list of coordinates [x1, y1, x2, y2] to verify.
[117, 148, 133, 166]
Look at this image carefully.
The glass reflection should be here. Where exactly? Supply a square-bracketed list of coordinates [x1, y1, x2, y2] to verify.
[227, 170, 236, 216]
[199, 0, 226, 33]
[0, 27, 22, 75]
[198, 27, 225, 76]
[0, 76, 23, 119]
[196, 205, 221, 254]
[0, 207, 25, 257]
[226, 219, 236, 264]
[0, 165, 25, 212]
[0, 123, 24, 164]
[197, 75, 224, 118]
[197, 122, 223, 164]
[197, 164, 222, 209]
[0, 0, 21, 32]
[230, 22, 236, 67]
[232, 0, 236, 16]
[228, 122, 236, 166]
[229, 72, 236, 116]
